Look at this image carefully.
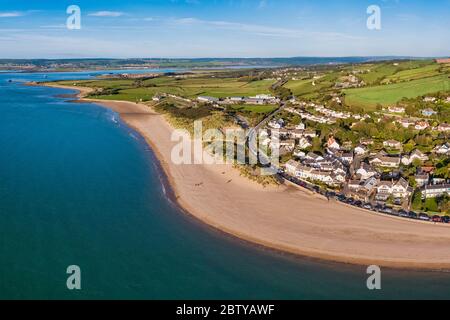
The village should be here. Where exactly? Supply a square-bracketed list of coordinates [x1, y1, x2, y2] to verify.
[258, 94, 450, 221]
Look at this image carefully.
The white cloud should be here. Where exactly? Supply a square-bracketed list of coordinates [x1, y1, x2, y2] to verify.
[88, 11, 124, 17]
[172, 18, 364, 41]
[0, 12, 24, 18]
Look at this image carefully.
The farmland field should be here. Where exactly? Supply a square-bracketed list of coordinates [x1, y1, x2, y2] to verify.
[344, 74, 450, 110]
[57, 77, 276, 102]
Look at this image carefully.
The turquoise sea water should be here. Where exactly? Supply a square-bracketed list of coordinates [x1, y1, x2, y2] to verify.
[0, 71, 450, 300]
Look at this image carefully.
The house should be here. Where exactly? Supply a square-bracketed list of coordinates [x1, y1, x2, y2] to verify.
[303, 129, 317, 138]
[421, 184, 450, 199]
[327, 136, 340, 150]
[415, 121, 429, 131]
[305, 152, 324, 162]
[360, 138, 374, 146]
[391, 178, 411, 198]
[354, 145, 368, 156]
[388, 106, 405, 114]
[290, 129, 305, 139]
[376, 178, 411, 199]
[268, 119, 285, 129]
[422, 108, 437, 117]
[356, 163, 378, 180]
[423, 97, 437, 103]
[295, 123, 306, 130]
[436, 58, 450, 64]
[285, 160, 301, 176]
[370, 155, 400, 168]
[340, 152, 354, 164]
[293, 149, 306, 158]
[271, 139, 295, 152]
[414, 174, 429, 188]
[398, 118, 415, 128]
[437, 123, 450, 132]
[383, 140, 402, 149]
[197, 96, 219, 103]
[401, 149, 429, 166]
[298, 137, 312, 149]
[229, 96, 244, 103]
[376, 181, 393, 198]
[433, 143, 450, 155]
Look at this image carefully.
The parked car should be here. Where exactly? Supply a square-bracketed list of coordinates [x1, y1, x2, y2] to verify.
[399, 210, 409, 218]
[346, 198, 355, 205]
[419, 213, 430, 221]
[363, 203, 372, 210]
[354, 200, 363, 207]
[382, 207, 393, 214]
[393, 198, 402, 206]
[390, 210, 400, 216]
[432, 215, 442, 223]
[408, 211, 418, 219]
[442, 216, 450, 224]
[374, 205, 383, 212]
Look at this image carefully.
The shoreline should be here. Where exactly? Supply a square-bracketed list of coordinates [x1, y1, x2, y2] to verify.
[41, 82, 450, 271]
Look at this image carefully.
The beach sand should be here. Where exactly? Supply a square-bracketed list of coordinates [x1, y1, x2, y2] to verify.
[45, 83, 450, 270]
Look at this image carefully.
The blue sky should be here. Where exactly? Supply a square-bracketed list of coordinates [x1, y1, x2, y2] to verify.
[0, 0, 449, 58]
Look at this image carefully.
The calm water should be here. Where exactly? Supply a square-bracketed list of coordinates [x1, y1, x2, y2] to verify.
[0, 71, 449, 300]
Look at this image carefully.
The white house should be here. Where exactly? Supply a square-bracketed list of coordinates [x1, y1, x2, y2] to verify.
[268, 119, 285, 129]
[356, 163, 377, 180]
[370, 156, 401, 168]
[433, 143, 450, 155]
[327, 136, 340, 150]
[376, 178, 411, 199]
[383, 140, 402, 149]
[401, 149, 429, 166]
[197, 96, 219, 103]
[388, 106, 405, 114]
[437, 123, 450, 132]
[414, 174, 429, 188]
[421, 184, 450, 199]
[298, 137, 312, 150]
[354, 145, 368, 156]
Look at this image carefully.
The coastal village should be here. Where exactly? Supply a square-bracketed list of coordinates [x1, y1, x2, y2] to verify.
[187, 62, 450, 221]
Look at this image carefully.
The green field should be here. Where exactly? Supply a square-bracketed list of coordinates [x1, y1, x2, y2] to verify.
[56, 77, 276, 102]
[284, 72, 339, 97]
[383, 64, 442, 83]
[358, 60, 434, 85]
[344, 74, 450, 110]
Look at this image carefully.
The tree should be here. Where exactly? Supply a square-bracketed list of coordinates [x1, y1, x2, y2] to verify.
[424, 197, 438, 212]
[411, 190, 423, 211]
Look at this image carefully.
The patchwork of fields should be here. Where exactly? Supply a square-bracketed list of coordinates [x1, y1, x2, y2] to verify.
[58, 77, 276, 102]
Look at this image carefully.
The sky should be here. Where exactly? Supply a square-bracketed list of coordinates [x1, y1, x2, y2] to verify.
[0, 0, 449, 58]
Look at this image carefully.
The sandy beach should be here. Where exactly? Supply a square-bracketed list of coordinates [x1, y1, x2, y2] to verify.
[44, 83, 450, 270]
